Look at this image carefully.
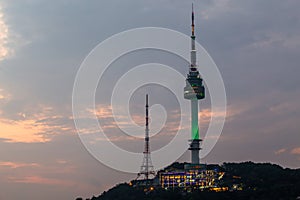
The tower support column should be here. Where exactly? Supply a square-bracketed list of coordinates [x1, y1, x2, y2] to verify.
[189, 139, 200, 164]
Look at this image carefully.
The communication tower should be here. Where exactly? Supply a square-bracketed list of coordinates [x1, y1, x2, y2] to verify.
[184, 4, 205, 165]
[137, 94, 155, 180]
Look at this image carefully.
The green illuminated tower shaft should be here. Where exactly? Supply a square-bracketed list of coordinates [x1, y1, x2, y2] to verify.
[191, 99, 199, 139]
[184, 5, 205, 165]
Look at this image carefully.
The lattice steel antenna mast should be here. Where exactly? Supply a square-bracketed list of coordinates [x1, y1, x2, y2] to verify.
[184, 4, 205, 164]
[137, 94, 155, 180]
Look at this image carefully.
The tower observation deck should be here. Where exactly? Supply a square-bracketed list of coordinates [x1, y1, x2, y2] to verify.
[184, 5, 205, 165]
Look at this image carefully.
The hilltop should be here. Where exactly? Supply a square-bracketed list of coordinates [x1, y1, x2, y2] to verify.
[77, 162, 300, 200]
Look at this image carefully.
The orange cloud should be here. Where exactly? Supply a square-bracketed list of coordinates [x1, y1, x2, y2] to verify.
[0, 118, 50, 143]
[0, 103, 74, 143]
[291, 147, 300, 155]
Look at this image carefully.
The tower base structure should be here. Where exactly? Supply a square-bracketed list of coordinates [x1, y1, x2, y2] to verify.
[188, 139, 202, 165]
[137, 152, 155, 181]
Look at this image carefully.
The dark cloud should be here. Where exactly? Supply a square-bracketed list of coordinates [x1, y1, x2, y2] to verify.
[0, 0, 300, 199]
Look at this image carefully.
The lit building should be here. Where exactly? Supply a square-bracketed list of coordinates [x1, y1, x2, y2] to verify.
[159, 165, 225, 191]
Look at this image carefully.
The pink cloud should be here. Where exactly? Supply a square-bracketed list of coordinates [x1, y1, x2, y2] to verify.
[91, 104, 113, 119]
[0, 161, 40, 169]
[0, 4, 12, 61]
[275, 148, 286, 155]
[291, 147, 300, 155]
[7, 176, 75, 187]
[0, 88, 11, 101]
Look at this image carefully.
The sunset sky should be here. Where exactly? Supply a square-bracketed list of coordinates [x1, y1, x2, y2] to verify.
[0, 0, 300, 199]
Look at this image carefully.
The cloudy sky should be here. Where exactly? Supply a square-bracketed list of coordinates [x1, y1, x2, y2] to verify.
[0, 0, 300, 199]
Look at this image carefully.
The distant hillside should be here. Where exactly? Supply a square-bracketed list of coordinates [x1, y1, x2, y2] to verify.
[77, 162, 300, 200]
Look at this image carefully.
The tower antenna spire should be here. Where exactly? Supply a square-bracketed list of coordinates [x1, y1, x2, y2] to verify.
[192, 3, 195, 36]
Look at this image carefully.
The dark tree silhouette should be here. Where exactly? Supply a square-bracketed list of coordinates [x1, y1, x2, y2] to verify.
[80, 162, 300, 200]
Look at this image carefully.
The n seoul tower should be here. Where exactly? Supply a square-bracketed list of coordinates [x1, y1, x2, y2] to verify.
[184, 4, 205, 165]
